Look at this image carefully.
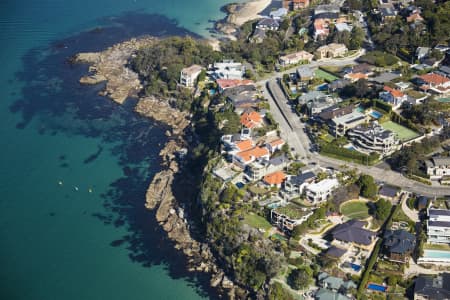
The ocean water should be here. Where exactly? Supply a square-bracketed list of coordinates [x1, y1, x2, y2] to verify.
[0, 1, 233, 299]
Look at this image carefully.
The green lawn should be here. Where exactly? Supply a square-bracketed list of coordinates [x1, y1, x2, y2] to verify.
[315, 68, 339, 82]
[424, 243, 450, 251]
[340, 201, 370, 219]
[243, 213, 272, 231]
[380, 121, 420, 142]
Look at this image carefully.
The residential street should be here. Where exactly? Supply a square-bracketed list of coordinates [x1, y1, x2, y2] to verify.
[260, 63, 450, 197]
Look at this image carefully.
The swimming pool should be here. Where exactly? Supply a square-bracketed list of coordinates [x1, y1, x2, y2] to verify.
[350, 263, 361, 271]
[317, 83, 328, 91]
[209, 89, 216, 96]
[235, 182, 245, 189]
[419, 250, 450, 263]
[369, 111, 383, 119]
[346, 146, 356, 151]
[367, 283, 387, 292]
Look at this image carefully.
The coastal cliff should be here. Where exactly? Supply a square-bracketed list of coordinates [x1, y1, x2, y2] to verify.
[75, 37, 241, 298]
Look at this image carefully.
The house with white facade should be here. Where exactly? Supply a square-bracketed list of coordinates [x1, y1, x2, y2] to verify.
[419, 73, 450, 95]
[331, 110, 368, 137]
[244, 155, 289, 182]
[210, 60, 245, 80]
[379, 86, 408, 108]
[180, 65, 203, 87]
[282, 171, 316, 199]
[279, 51, 314, 66]
[305, 178, 339, 204]
[427, 208, 450, 244]
[348, 123, 399, 156]
[426, 156, 450, 181]
[271, 203, 314, 232]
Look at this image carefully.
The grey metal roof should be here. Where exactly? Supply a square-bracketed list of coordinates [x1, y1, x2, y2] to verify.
[315, 289, 350, 300]
[432, 156, 450, 166]
[297, 66, 314, 78]
[429, 209, 450, 216]
[379, 185, 399, 198]
[269, 154, 288, 167]
[257, 18, 279, 28]
[415, 273, 450, 300]
[288, 171, 315, 185]
[440, 65, 450, 76]
[369, 72, 401, 84]
[331, 220, 376, 246]
[428, 220, 450, 228]
[383, 229, 416, 254]
[325, 246, 347, 258]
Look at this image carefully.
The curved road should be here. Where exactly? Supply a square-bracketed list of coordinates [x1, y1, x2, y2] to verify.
[261, 73, 450, 197]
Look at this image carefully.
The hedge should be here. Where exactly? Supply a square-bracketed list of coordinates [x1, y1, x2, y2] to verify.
[319, 142, 380, 165]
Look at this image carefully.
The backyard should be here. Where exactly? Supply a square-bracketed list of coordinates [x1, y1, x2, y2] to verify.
[315, 68, 339, 82]
[340, 200, 370, 219]
[380, 121, 420, 142]
[243, 213, 272, 233]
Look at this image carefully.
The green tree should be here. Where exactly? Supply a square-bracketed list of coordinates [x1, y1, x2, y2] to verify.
[357, 174, 378, 199]
[268, 282, 294, 300]
[374, 198, 392, 221]
[288, 267, 313, 290]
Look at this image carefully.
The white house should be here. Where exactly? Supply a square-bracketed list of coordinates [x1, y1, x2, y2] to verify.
[305, 178, 339, 204]
[211, 60, 245, 80]
[427, 208, 450, 244]
[379, 86, 408, 108]
[271, 204, 314, 232]
[348, 123, 399, 156]
[426, 156, 450, 181]
[180, 64, 203, 87]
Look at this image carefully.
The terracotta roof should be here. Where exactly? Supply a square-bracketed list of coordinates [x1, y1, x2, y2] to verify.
[240, 111, 262, 128]
[236, 147, 269, 162]
[235, 139, 254, 151]
[383, 86, 405, 98]
[216, 79, 254, 90]
[346, 73, 368, 80]
[269, 138, 285, 147]
[263, 171, 287, 185]
[420, 73, 450, 86]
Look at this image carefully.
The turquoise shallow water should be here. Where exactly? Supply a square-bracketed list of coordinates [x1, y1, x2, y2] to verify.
[0, 1, 232, 299]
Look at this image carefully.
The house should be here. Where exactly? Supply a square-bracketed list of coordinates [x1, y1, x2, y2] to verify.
[315, 289, 350, 300]
[331, 110, 368, 137]
[216, 79, 254, 92]
[283, 0, 310, 10]
[369, 72, 401, 84]
[330, 220, 377, 248]
[211, 60, 245, 80]
[395, 82, 410, 91]
[229, 139, 254, 153]
[378, 184, 399, 201]
[271, 203, 313, 231]
[233, 146, 270, 168]
[335, 22, 351, 32]
[279, 51, 314, 66]
[315, 43, 348, 59]
[223, 85, 260, 113]
[266, 138, 285, 153]
[305, 178, 339, 203]
[351, 63, 374, 75]
[324, 246, 347, 261]
[264, 171, 287, 187]
[328, 79, 351, 92]
[344, 72, 368, 82]
[348, 123, 399, 156]
[319, 105, 354, 123]
[314, 19, 330, 40]
[383, 229, 416, 263]
[439, 65, 450, 78]
[317, 272, 357, 293]
[314, 5, 340, 20]
[419, 73, 450, 95]
[379, 86, 408, 108]
[244, 155, 288, 181]
[296, 66, 315, 82]
[414, 273, 450, 300]
[240, 110, 263, 129]
[283, 171, 316, 199]
[427, 208, 450, 244]
[426, 156, 450, 181]
[416, 47, 430, 61]
[256, 18, 280, 31]
[407, 12, 423, 23]
[298, 91, 337, 115]
[180, 64, 203, 87]
[380, 7, 397, 22]
[270, 7, 288, 20]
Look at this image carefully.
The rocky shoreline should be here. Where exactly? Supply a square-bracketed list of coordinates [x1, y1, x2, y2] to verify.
[75, 37, 242, 298]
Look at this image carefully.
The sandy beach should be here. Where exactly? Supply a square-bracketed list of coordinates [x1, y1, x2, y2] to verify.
[227, 0, 272, 26]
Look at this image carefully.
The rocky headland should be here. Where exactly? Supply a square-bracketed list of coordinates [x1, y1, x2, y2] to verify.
[75, 36, 242, 298]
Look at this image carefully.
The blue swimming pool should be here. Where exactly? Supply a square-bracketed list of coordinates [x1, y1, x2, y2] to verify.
[346, 146, 356, 151]
[235, 182, 245, 189]
[317, 83, 328, 91]
[424, 250, 450, 259]
[350, 263, 361, 271]
[369, 111, 383, 119]
[367, 283, 387, 292]
[209, 89, 216, 96]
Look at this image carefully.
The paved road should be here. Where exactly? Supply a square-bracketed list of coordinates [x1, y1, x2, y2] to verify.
[261, 70, 450, 197]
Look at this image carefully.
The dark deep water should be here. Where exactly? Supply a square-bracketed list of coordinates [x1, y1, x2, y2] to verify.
[0, 7, 222, 300]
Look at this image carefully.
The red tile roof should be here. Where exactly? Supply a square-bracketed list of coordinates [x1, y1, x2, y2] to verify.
[420, 73, 450, 86]
[235, 140, 254, 151]
[269, 138, 285, 147]
[236, 147, 269, 162]
[216, 79, 254, 90]
[240, 111, 262, 128]
[383, 86, 405, 98]
[264, 171, 287, 185]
